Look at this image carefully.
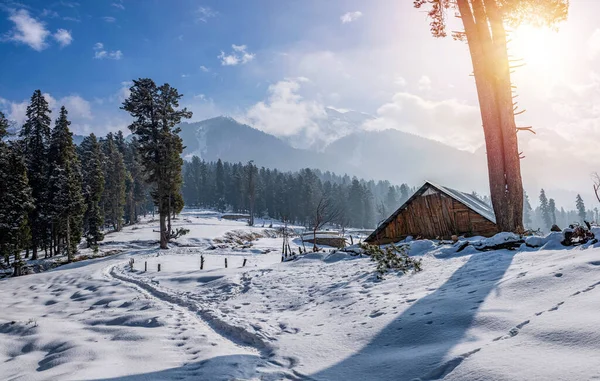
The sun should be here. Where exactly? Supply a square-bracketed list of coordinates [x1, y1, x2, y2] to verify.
[507, 25, 561, 77]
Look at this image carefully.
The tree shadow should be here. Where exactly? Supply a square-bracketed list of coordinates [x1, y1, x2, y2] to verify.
[310, 250, 516, 381]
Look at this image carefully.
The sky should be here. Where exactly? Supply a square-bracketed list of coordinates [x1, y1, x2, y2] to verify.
[1, 0, 600, 209]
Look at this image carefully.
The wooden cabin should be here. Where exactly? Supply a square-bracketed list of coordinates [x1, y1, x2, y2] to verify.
[365, 181, 498, 244]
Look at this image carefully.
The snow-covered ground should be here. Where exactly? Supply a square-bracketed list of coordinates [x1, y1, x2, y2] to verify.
[1, 210, 600, 380]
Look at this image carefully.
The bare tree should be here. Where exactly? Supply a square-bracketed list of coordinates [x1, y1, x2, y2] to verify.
[311, 197, 343, 252]
[593, 172, 600, 204]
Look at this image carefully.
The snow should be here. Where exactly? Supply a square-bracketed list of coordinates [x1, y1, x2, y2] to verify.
[1, 209, 600, 380]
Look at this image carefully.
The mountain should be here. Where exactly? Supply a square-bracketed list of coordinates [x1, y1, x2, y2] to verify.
[178, 116, 346, 173]
[177, 116, 490, 194]
[282, 107, 375, 151]
[324, 129, 489, 192]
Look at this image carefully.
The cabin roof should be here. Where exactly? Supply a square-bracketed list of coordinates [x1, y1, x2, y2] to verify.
[366, 181, 496, 242]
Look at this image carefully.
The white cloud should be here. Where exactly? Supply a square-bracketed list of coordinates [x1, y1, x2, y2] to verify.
[418, 75, 432, 90]
[93, 42, 122, 60]
[102, 16, 116, 23]
[4, 9, 50, 51]
[1, 93, 91, 131]
[243, 78, 327, 139]
[200, 65, 210, 72]
[196, 6, 217, 22]
[40, 9, 59, 18]
[340, 11, 362, 24]
[218, 44, 255, 66]
[181, 74, 190, 78]
[111, 2, 125, 10]
[53, 28, 72, 47]
[364, 92, 482, 151]
[587, 29, 600, 61]
[395, 76, 407, 86]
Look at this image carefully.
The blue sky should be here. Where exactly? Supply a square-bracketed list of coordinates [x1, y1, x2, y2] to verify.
[2, 0, 600, 202]
[0, 0, 471, 132]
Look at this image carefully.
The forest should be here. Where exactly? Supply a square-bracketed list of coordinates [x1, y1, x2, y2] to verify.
[181, 157, 415, 230]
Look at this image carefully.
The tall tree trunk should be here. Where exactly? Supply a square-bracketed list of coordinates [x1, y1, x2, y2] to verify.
[66, 217, 72, 263]
[159, 212, 168, 249]
[457, 0, 523, 233]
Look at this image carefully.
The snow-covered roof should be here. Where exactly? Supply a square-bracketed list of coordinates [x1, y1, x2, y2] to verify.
[366, 181, 496, 242]
[427, 181, 496, 224]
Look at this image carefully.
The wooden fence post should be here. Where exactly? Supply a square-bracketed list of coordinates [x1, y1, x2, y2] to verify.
[158, 263, 161, 272]
[144, 261, 147, 272]
[243, 258, 247, 267]
[200, 255, 204, 270]
[225, 258, 228, 268]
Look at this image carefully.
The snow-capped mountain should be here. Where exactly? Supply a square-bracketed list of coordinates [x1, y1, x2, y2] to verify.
[282, 107, 375, 151]
[177, 115, 489, 193]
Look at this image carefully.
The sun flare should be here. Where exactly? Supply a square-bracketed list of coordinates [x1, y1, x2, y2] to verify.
[508, 25, 560, 77]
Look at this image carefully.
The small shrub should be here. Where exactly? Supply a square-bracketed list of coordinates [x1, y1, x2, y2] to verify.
[361, 243, 423, 279]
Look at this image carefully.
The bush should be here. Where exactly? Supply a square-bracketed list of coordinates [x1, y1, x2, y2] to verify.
[361, 243, 423, 279]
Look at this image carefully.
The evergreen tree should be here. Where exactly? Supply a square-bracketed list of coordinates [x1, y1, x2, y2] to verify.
[245, 161, 257, 226]
[0, 112, 34, 275]
[539, 189, 551, 230]
[19, 90, 52, 260]
[121, 78, 192, 249]
[101, 134, 127, 232]
[548, 198, 557, 226]
[79, 133, 105, 246]
[384, 186, 398, 216]
[215, 159, 226, 211]
[576, 194, 586, 223]
[523, 191, 533, 228]
[47, 107, 85, 261]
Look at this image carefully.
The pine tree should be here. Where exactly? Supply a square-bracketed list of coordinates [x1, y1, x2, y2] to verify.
[523, 191, 533, 228]
[79, 133, 105, 246]
[101, 134, 127, 232]
[0, 112, 34, 274]
[576, 194, 586, 223]
[121, 78, 192, 249]
[548, 198, 557, 226]
[539, 189, 551, 230]
[20, 90, 52, 260]
[47, 107, 86, 261]
[384, 186, 398, 216]
[215, 159, 226, 211]
[245, 160, 257, 226]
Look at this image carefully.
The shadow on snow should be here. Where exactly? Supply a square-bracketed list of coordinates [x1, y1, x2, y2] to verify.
[310, 250, 516, 381]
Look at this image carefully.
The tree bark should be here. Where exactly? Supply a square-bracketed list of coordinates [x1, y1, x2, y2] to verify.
[457, 0, 523, 233]
[66, 217, 73, 262]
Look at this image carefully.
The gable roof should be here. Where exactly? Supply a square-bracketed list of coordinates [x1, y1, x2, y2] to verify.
[366, 181, 496, 242]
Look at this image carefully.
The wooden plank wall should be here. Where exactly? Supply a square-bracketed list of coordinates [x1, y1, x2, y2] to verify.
[372, 187, 498, 244]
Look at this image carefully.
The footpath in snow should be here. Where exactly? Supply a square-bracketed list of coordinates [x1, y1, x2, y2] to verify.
[1, 209, 600, 380]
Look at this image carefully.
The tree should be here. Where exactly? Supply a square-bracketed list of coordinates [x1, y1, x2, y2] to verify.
[576, 194, 586, 223]
[539, 189, 551, 230]
[523, 190, 532, 228]
[0, 112, 34, 275]
[415, 0, 568, 233]
[215, 159, 226, 211]
[121, 78, 192, 249]
[548, 198, 557, 226]
[311, 196, 343, 252]
[20, 90, 52, 259]
[79, 133, 105, 247]
[245, 160, 257, 226]
[101, 134, 127, 232]
[47, 107, 85, 262]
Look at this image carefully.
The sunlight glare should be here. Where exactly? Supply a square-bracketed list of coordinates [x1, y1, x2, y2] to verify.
[508, 25, 560, 78]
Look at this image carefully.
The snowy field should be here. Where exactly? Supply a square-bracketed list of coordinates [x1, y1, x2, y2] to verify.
[1, 210, 600, 380]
